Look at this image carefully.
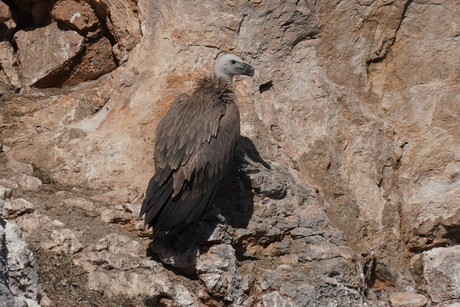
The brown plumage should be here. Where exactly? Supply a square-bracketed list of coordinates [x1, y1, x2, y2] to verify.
[140, 54, 254, 239]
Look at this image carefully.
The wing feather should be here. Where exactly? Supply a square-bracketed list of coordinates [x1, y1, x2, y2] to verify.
[141, 77, 240, 237]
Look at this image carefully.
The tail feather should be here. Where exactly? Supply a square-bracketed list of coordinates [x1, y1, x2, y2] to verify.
[141, 174, 174, 227]
[141, 171, 221, 239]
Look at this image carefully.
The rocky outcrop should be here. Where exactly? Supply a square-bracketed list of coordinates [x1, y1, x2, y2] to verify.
[423, 247, 460, 304]
[0, 42, 21, 91]
[0, 186, 48, 307]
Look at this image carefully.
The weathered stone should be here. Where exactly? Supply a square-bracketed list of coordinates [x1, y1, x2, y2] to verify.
[105, 233, 143, 258]
[90, 192, 112, 203]
[197, 244, 246, 304]
[10, 173, 42, 190]
[100, 208, 131, 224]
[389, 292, 428, 307]
[250, 168, 288, 199]
[256, 291, 295, 307]
[261, 239, 291, 257]
[0, 179, 18, 190]
[6, 156, 33, 175]
[173, 284, 203, 307]
[196, 222, 236, 245]
[64, 36, 116, 86]
[95, 0, 142, 63]
[0, 1, 10, 23]
[73, 235, 142, 272]
[18, 213, 55, 233]
[41, 228, 83, 255]
[0, 185, 12, 201]
[153, 241, 199, 274]
[14, 22, 84, 87]
[123, 202, 142, 217]
[0, 200, 5, 222]
[2, 219, 49, 306]
[0, 41, 21, 90]
[51, 0, 99, 32]
[4, 198, 34, 218]
[86, 269, 201, 306]
[63, 197, 96, 211]
[424, 246, 460, 303]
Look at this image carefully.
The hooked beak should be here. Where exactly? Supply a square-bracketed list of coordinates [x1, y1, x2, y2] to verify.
[242, 63, 255, 77]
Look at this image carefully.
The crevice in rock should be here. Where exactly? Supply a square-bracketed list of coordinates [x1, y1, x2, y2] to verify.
[259, 81, 273, 94]
[399, 0, 414, 30]
[366, 55, 385, 69]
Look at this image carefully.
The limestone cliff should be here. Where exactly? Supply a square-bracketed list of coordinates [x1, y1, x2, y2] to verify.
[0, 0, 459, 306]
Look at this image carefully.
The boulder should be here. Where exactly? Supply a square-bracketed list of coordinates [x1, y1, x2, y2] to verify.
[41, 228, 83, 255]
[256, 291, 295, 307]
[14, 22, 84, 87]
[10, 173, 42, 190]
[93, 0, 142, 63]
[6, 156, 34, 175]
[51, 0, 99, 32]
[0, 1, 10, 23]
[389, 292, 428, 307]
[0, 185, 12, 201]
[424, 246, 460, 303]
[4, 198, 34, 218]
[63, 197, 96, 212]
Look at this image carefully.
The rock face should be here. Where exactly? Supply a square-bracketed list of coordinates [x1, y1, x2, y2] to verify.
[0, 42, 21, 91]
[1, 0, 460, 306]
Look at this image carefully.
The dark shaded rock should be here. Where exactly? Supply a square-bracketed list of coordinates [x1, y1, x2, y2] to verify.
[64, 36, 116, 86]
[31, 1, 52, 25]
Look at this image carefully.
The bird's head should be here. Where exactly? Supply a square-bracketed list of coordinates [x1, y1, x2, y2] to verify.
[213, 54, 254, 83]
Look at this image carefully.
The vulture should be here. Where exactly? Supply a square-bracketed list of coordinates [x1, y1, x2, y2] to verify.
[140, 54, 255, 240]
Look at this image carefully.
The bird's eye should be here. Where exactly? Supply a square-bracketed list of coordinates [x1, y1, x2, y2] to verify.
[231, 60, 236, 65]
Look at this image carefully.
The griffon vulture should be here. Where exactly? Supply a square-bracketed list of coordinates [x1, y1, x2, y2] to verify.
[141, 54, 254, 239]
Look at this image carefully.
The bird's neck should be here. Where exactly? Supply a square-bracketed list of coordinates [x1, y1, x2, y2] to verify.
[213, 70, 233, 84]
